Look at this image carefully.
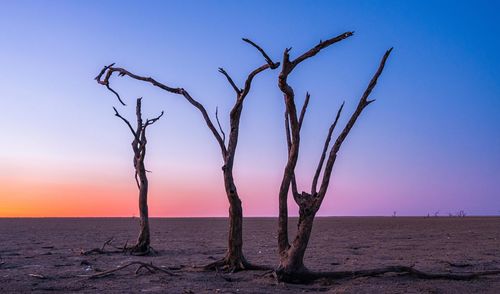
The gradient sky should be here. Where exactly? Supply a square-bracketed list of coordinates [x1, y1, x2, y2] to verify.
[1, 0, 499, 217]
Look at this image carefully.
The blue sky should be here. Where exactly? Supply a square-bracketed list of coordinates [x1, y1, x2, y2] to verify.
[0, 0, 499, 216]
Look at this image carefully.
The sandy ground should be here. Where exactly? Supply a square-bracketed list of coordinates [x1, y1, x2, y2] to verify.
[0, 217, 499, 293]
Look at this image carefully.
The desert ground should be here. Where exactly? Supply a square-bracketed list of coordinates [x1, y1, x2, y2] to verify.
[0, 217, 499, 293]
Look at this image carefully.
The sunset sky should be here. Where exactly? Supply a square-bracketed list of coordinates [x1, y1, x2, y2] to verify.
[1, 0, 499, 217]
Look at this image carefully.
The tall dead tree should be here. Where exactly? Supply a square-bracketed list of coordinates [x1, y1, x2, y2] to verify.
[113, 98, 164, 255]
[95, 39, 279, 271]
[276, 32, 393, 282]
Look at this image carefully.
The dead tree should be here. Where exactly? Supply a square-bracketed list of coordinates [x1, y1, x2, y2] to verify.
[113, 98, 163, 255]
[95, 39, 279, 271]
[276, 31, 393, 282]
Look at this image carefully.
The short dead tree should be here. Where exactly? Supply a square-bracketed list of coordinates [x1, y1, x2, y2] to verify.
[275, 31, 392, 282]
[95, 39, 279, 271]
[113, 98, 163, 255]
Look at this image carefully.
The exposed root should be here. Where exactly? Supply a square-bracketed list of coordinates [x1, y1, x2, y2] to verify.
[80, 238, 154, 256]
[274, 265, 500, 284]
[85, 261, 177, 279]
[124, 243, 155, 256]
[204, 256, 272, 273]
[445, 261, 473, 268]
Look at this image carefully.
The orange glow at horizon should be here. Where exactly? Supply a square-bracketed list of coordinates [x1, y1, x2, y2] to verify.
[0, 178, 230, 218]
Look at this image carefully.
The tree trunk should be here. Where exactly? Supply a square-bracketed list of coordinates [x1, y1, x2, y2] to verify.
[206, 166, 249, 270]
[134, 162, 150, 253]
[112, 98, 163, 256]
[276, 209, 316, 282]
[225, 190, 246, 268]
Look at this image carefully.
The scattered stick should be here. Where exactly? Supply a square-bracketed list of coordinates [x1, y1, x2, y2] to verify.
[28, 273, 47, 279]
[86, 261, 177, 279]
[80, 238, 125, 255]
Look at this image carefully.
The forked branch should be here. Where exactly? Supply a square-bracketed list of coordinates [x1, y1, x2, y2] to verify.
[239, 38, 280, 99]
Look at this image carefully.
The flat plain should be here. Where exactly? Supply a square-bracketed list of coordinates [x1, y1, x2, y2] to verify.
[1, 217, 499, 293]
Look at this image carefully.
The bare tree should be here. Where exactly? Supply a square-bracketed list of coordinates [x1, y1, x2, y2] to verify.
[113, 98, 163, 254]
[95, 39, 279, 271]
[275, 31, 393, 282]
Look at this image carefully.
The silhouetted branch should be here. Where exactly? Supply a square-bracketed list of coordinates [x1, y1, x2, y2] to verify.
[95, 63, 127, 106]
[318, 48, 393, 200]
[311, 101, 344, 194]
[285, 111, 299, 198]
[145, 111, 164, 127]
[298, 92, 310, 131]
[113, 107, 138, 140]
[95, 66, 227, 156]
[215, 107, 226, 144]
[242, 38, 279, 68]
[240, 39, 280, 99]
[289, 32, 354, 72]
[218, 68, 241, 95]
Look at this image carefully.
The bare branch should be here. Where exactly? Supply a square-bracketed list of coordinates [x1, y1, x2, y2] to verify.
[284, 111, 292, 151]
[242, 38, 280, 69]
[95, 63, 115, 81]
[311, 101, 344, 194]
[285, 111, 299, 198]
[145, 111, 164, 127]
[239, 38, 281, 99]
[135, 98, 144, 138]
[113, 107, 138, 139]
[317, 48, 393, 199]
[298, 92, 311, 131]
[218, 68, 241, 94]
[333, 48, 392, 155]
[289, 32, 354, 72]
[240, 63, 273, 99]
[95, 63, 127, 105]
[215, 106, 226, 144]
[106, 84, 126, 106]
[95, 66, 227, 156]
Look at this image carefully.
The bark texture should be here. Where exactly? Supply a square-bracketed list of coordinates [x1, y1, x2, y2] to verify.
[276, 32, 393, 282]
[113, 98, 163, 255]
[96, 39, 279, 270]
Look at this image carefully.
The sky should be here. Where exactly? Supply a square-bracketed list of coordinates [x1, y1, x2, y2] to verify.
[0, 0, 499, 217]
